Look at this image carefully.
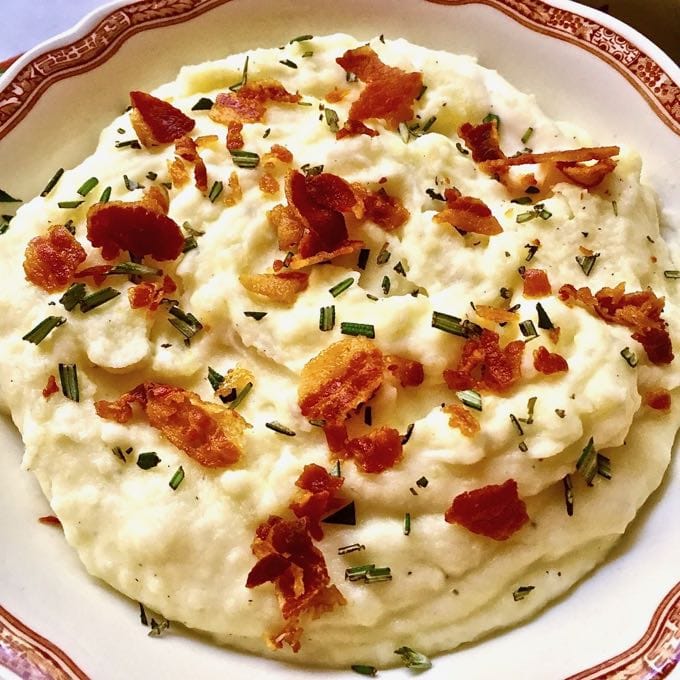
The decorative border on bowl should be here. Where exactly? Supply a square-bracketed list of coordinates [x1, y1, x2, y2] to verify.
[0, 0, 678, 677]
[0, 604, 88, 680]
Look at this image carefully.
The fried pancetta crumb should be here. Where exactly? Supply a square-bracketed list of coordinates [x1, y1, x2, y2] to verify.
[259, 173, 279, 194]
[474, 305, 519, 324]
[289, 464, 346, 540]
[95, 382, 249, 467]
[175, 136, 208, 193]
[555, 158, 617, 188]
[129, 90, 195, 147]
[533, 345, 569, 374]
[269, 204, 305, 250]
[263, 144, 294, 168]
[38, 515, 62, 526]
[444, 329, 525, 394]
[42, 375, 59, 399]
[209, 80, 301, 124]
[336, 46, 423, 130]
[74, 264, 111, 286]
[86, 199, 184, 262]
[361, 187, 410, 231]
[128, 274, 177, 311]
[385, 355, 425, 387]
[522, 268, 552, 297]
[168, 157, 190, 188]
[289, 241, 364, 270]
[344, 426, 403, 473]
[239, 271, 309, 304]
[458, 121, 505, 163]
[325, 86, 348, 103]
[434, 188, 503, 236]
[223, 171, 243, 207]
[445, 479, 530, 541]
[246, 516, 346, 653]
[226, 121, 244, 150]
[558, 283, 673, 365]
[336, 119, 379, 139]
[299, 337, 384, 424]
[23, 225, 87, 292]
[644, 388, 671, 411]
[443, 403, 480, 438]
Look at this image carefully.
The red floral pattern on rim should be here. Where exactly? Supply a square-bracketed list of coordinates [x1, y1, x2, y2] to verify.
[0, 604, 89, 679]
[0, 0, 678, 677]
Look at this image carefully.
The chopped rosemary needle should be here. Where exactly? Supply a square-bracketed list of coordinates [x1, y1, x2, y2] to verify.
[455, 142, 469, 155]
[516, 211, 535, 224]
[416, 476, 429, 488]
[351, 665, 377, 677]
[620, 347, 638, 367]
[207, 366, 224, 391]
[265, 421, 296, 436]
[115, 139, 141, 149]
[228, 55, 249, 91]
[329, 277, 354, 298]
[148, 616, 170, 637]
[340, 322, 375, 338]
[208, 180, 223, 202]
[79, 287, 121, 313]
[338, 543, 365, 555]
[457, 389, 482, 411]
[243, 311, 267, 320]
[482, 112, 501, 129]
[57, 200, 84, 209]
[663, 270, 680, 279]
[536, 302, 554, 330]
[123, 174, 143, 191]
[112, 446, 127, 462]
[146, 171, 158, 181]
[394, 646, 432, 671]
[509, 413, 524, 436]
[416, 84, 427, 100]
[230, 149, 260, 168]
[357, 248, 370, 270]
[518, 441, 528, 452]
[22, 316, 66, 344]
[422, 115, 436, 132]
[521, 127, 534, 145]
[290, 33, 313, 43]
[319, 305, 336, 332]
[401, 423, 415, 445]
[0, 189, 20, 202]
[512, 196, 533, 205]
[168, 305, 203, 342]
[169, 466, 185, 490]
[597, 453, 612, 480]
[519, 319, 538, 338]
[563, 474, 574, 516]
[376, 242, 391, 265]
[330, 459, 341, 477]
[301, 50, 313, 57]
[324, 108, 340, 133]
[364, 405, 372, 426]
[40, 168, 64, 197]
[191, 97, 214, 111]
[432, 311, 466, 337]
[108, 262, 161, 277]
[403, 512, 411, 536]
[426, 188, 445, 201]
[576, 252, 600, 276]
[381, 276, 391, 295]
[512, 585, 535, 601]
[576, 436, 597, 485]
[183, 235, 198, 253]
[58, 363, 79, 402]
[76, 177, 99, 196]
[99, 186, 112, 203]
[59, 283, 86, 311]
[228, 382, 253, 410]
[137, 452, 161, 469]
[393, 261, 406, 276]
[279, 59, 298, 69]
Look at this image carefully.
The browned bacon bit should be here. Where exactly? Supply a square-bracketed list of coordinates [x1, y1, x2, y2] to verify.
[23, 225, 87, 292]
[445, 479, 529, 541]
[86, 199, 184, 262]
[555, 158, 617, 188]
[299, 337, 384, 425]
[474, 305, 519, 324]
[269, 204, 305, 250]
[289, 463, 346, 540]
[547, 327, 561, 344]
[336, 119, 379, 140]
[246, 515, 346, 653]
[95, 382, 249, 467]
[224, 171, 243, 207]
[128, 274, 177, 311]
[325, 86, 349, 103]
[443, 329, 525, 394]
[443, 403, 480, 438]
[362, 187, 410, 231]
[385, 355, 425, 387]
[74, 264, 112, 287]
[129, 90, 195, 147]
[42, 375, 59, 399]
[522, 268, 552, 298]
[645, 388, 671, 411]
[533, 345, 568, 374]
[558, 283, 673, 365]
[458, 121, 505, 163]
[38, 515, 62, 527]
[175, 136, 208, 193]
[239, 271, 309, 304]
[209, 80, 301, 125]
[259, 173, 279, 194]
[345, 426, 403, 473]
[323, 423, 349, 454]
[264, 144, 294, 167]
[226, 121, 244, 150]
[433, 188, 503, 236]
[289, 241, 364, 270]
[168, 157, 189, 188]
[336, 46, 423, 130]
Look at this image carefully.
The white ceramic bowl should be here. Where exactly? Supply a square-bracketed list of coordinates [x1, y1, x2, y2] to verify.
[0, 2, 678, 679]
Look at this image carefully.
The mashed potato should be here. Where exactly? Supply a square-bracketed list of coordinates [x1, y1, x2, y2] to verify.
[0, 34, 678, 669]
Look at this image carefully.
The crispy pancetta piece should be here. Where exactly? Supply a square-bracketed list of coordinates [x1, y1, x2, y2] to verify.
[433, 188, 502, 236]
[128, 274, 177, 311]
[336, 119, 379, 139]
[23, 225, 87, 292]
[95, 382, 249, 467]
[336, 46, 423, 130]
[226, 121, 244, 150]
[558, 283, 673, 365]
[443, 329, 525, 394]
[385, 355, 424, 387]
[344, 426, 403, 473]
[445, 479, 530, 541]
[42, 375, 59, 399]
[533, 345, 568, 374]
[443, 403, 480, 438]
[239, 271, 309, 304]
[645, 388, 671, 411]
[129, 90, 195, 147]
[360, 187, 410, 231]
[298, 337, 384, 425]
[209, 80, 301, 125]
[522, 268, 552, 297]
[474, 305, 519, 325]
[175, 136, 208, 192]
[458, 121, 505, 163]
